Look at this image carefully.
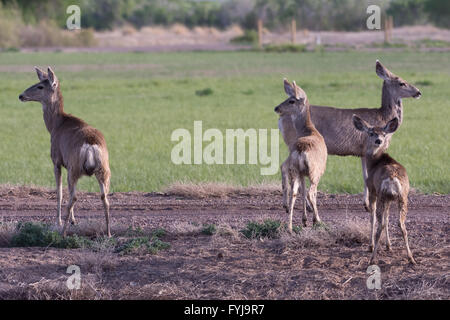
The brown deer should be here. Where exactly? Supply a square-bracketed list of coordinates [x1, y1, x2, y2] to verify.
[275, 79, 327, 230]
[352, 115, 416, 265]
[19, 67, 111, 237]
[279, 60, 421, 212]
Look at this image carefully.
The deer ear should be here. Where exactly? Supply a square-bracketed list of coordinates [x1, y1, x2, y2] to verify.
[383, 117, 399, 134]
[35, 66, 47, 81]
[284, 78, 295, 97]
[375, 60, 392, 81]
[352, 115, 370, 132]
[47, 67, 58, 89]
[292, 81, 306, 101]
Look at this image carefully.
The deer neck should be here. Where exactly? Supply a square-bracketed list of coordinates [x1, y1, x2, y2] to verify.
[293, 102, 314, 137]
[42, 88, 65, 133]
[381, 81, 403, 125]
[365, 147, 387, 171]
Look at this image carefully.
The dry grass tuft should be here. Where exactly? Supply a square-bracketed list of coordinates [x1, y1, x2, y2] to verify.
[163, 181, 281, 199]
[277, 217, 370, 249]
[0, 220, 17, 247]
[167, 221, 203, 236]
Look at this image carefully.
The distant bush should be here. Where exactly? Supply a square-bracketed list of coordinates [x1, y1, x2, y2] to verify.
[230, 29, 258, 44]
[263, 43, 307, 53]
[195, 88, 214, 96]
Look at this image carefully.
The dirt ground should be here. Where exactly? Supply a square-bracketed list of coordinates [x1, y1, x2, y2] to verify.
[0, 185, 448, 300]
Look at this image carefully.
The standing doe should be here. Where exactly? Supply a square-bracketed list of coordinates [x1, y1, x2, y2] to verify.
[352, 115, 416, 265]
[19, 67, 111, 237]
[279, 60, 421, 211]
[275, 79, 327, 230]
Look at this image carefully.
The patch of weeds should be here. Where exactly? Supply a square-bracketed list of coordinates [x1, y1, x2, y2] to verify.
[151, 228, 167, 238]
[201, 224, 216, 235]
[242, 89, 254, 95]
[10, 222, 92, 249]
[312, 221, 330, 231]
[195, 88, 213, 96]
[90, 235, 118, 252]
[241, 219, 282, 239]
[125, 226, 145, 237]
[115, 236, 170, 255]
[263, 43, 307, 53]
[59, 234, 93, 249]
[230, 30, 258, 45]
[291, 225, 302, 234]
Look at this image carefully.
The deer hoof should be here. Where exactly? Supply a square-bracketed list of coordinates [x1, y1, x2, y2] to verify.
[306, 200, 313, 212]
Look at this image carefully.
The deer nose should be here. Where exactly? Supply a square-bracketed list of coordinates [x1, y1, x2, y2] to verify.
[19, 94, 24, 101]
[375, 139, 382, 145]
[413, 91, 422, 99]
[274, 106, 280, 113]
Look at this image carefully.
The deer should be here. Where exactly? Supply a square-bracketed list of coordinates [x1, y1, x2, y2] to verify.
[352, 115, 416, 265]
[279, 60, 421, 212]
[19, 67, 111, 237]
[275, 79, 327, 231]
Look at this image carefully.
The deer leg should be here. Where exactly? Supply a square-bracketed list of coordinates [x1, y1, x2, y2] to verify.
[62, 174, 78, 237]
[308, 181, 321, 225]
[281, 160, 290, 213]
[370, 200, 390, 265]
[300, 176, 308, 227]
[385, 212, 392, 251]
[288, 176, 300, 233]
[361, 157, 370, 212]
[54, 165, 62, 227]
[96, 170, 111, 238]
[368, 192, 377, 252]
[398, 198, 416, 264]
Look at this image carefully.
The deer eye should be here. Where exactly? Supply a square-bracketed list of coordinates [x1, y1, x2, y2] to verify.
[289, 99, 295, 104]
[369, 132, 375, 137]
[37, 85, 44, 89]
[399, 82, 406, 87]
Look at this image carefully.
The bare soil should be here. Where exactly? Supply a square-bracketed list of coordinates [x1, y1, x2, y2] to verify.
[0, 186, 448, 300]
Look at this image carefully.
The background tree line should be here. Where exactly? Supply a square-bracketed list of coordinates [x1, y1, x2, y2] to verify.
[1, 0, 449, 31]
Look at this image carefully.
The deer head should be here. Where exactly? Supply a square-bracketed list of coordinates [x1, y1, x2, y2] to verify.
[353, 114, 399, 157]
[274, 78, 308, 116]
[376, 60, 421, 101]
[19, 67, 59, 105]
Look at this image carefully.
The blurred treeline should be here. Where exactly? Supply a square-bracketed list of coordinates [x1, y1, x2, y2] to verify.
[0, 0, 449, 31]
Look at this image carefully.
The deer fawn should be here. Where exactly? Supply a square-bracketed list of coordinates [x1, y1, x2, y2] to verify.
[279, 60, 421, 212]
[352, 115, 416, 265]
[275, 79, 327, 230]
[19, 67, 111, 237]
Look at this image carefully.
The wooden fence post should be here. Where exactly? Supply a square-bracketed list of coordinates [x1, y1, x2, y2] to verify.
[257, 19, 263, 49]
[389, 16, 394, 40]
[291, 19, 296, 44]
[384, 15, 390, 43]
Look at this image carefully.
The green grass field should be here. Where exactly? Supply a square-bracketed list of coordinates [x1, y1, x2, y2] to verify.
[0, 50, 448, 194]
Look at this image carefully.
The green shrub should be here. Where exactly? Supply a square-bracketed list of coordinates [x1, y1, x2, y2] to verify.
[230, 30, 258, 45]
[201, 224, 216, 235]
[152, 228, 167, 238]
[195, 88, 214, 96]
[10, 222, 92, 249]
[241, 219, 282, 239]
[115, 236, 170, 255]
